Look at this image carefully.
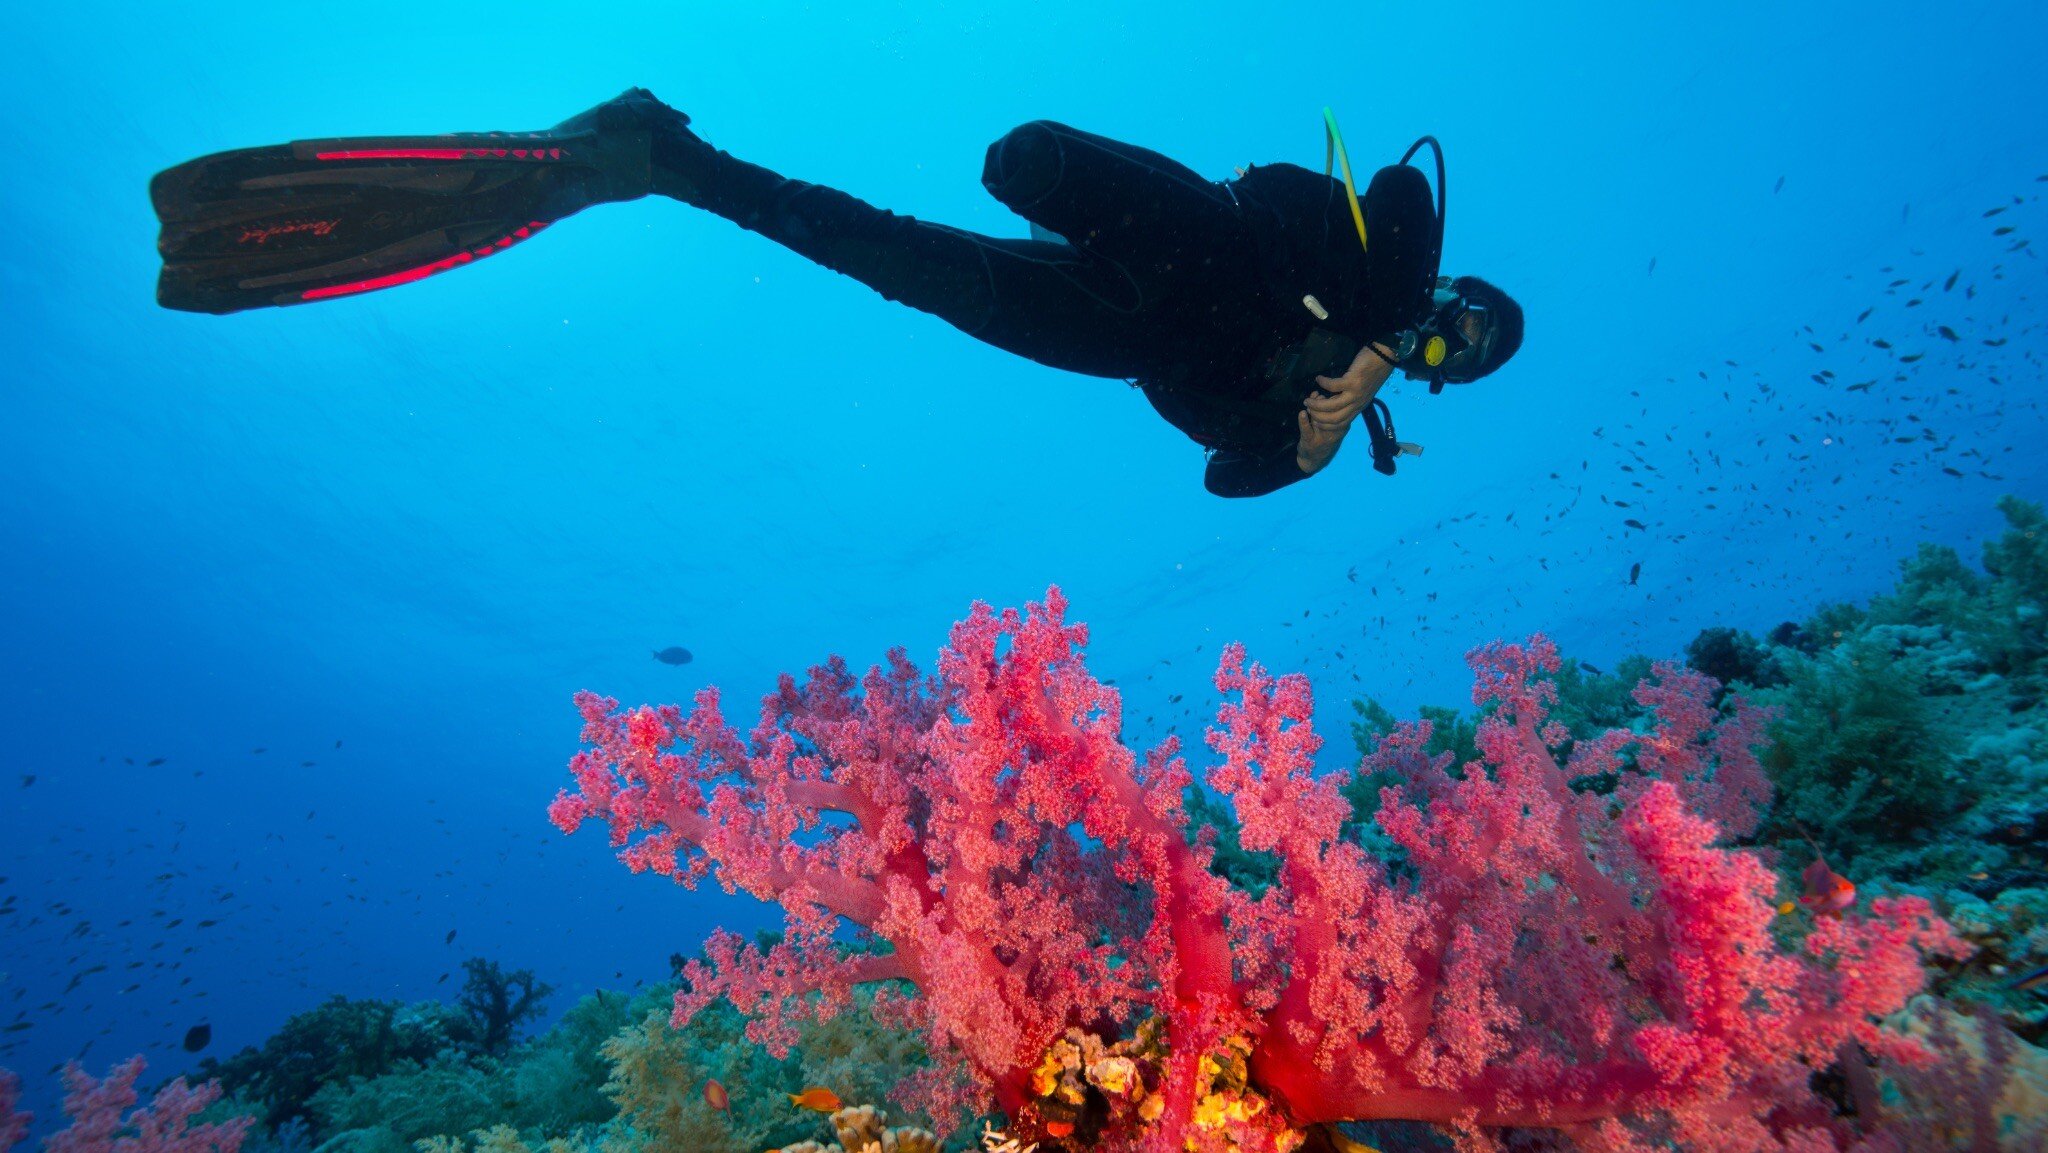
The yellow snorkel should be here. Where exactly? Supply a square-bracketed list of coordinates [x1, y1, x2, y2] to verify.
[1322, 106, 1370, 257]
[1320, 111, 1454, 373]
[1303, 115, 1471, 478]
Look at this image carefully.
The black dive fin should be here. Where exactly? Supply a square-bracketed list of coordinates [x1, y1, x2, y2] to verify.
[151, 104, 653, 314]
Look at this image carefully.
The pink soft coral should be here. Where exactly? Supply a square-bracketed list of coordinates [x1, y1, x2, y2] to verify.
[553, 590, 1961, 1151]
[2, 1059, 247, 1153]
[1, 1069, 27, 1153]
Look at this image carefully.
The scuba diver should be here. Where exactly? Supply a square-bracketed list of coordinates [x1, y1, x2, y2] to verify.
[152, 89, 1523, 497]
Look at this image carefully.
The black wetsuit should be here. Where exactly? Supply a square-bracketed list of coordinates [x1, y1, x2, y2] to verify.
[658, 121, 1439, 496]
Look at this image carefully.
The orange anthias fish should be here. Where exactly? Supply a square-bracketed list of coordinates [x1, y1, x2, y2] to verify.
[702, 1078, 729, 1112]
[788, 1087, 842, 1113]
[1799, 854, 1856, 916]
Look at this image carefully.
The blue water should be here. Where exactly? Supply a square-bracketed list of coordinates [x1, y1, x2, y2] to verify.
[3, 0, 2043, 1129]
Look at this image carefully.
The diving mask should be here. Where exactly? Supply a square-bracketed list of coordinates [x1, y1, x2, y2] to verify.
[1395, 282, 1494, 389]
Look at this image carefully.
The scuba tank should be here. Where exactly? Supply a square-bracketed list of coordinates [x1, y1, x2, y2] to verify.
[1300, 108, 1452, 475]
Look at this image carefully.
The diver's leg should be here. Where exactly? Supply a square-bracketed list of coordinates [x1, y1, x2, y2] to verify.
[980, 121, 1252, 272]
[649, 115, 1177, 378]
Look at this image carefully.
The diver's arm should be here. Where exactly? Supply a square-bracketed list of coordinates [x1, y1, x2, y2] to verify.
[1201, 398, 1358, 497]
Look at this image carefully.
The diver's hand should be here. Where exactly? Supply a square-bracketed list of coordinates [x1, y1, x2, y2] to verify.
[1305, 342, 1397, 432]
[1295, 410, 1347, 475]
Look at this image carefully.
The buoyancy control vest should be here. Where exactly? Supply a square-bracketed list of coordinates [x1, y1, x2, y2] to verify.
[1158, 152, 1444, 473]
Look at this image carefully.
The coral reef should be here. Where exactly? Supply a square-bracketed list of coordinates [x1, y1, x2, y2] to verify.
[596, 982, 937, 1153]
[1, 1070, 26, 1153]
[1851, 996, 2048, 1151]
[26, 502, 2038, 1153]
[0, 1059, 248, 1153]
[198, 956, 554, 1135]
[768, 1104, 942, 1153]
[458, 960, 555, 1060]
[194, 972, 938, 1153]
[551, 588, 1960, 1150]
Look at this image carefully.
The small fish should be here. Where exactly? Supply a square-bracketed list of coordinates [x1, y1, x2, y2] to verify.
[1777, 900, 1797, 916]
[652, 646, 694, 666]
[147, 758, 166, 767]
[445, 929, 457, 945]
[1623, 518, 1647, 531]
[788, 1087, 842, 1113]
[1628, 562, 1641, 586]
[1647, 256, 1657, 275]
[703, 1078, 729, 1112]
[183, 1023, 211, 1052]
[1937, 326, 1958, 341]
[1045, 1120, 1076, 1138]
[2014, 965, 2048, 993]
[1799, 854, 1856, 916]
[1773, 174, 1785, 194]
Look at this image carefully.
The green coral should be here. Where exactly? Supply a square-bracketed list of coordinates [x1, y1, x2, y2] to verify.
[507, 991, 634, 1134]
[1752, 631, 1970, 860]
[1684, 627, 1787, 696]
[417, 1126, 589, 1153]
[202, 995, 462, 1131]
[1348, 696, 1481, 771]
[204, 948, 960, 1153]
[1749, 499, 2048, 886]
[201, 962, 561, 1148]
[1861, 497, 2048, 695]
[1545, 655, 1656, 746]
[309, 1052, 513, 1152]
[1184, 783, 1279, 895]
[458, 959, 555, 1059]
[595, 982, 938, 1153]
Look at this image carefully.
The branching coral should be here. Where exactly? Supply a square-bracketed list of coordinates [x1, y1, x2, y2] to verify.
[552, 590, 1962, 1151]
[15, 1058, 251, 1153]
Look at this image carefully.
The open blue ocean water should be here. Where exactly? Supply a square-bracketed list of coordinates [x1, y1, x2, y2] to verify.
[3, 0, 2044, 1142]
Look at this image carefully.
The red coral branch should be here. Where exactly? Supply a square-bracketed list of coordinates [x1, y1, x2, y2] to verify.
[1, 1069, 28, 1153]
[22, 1058, 249, 1153]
